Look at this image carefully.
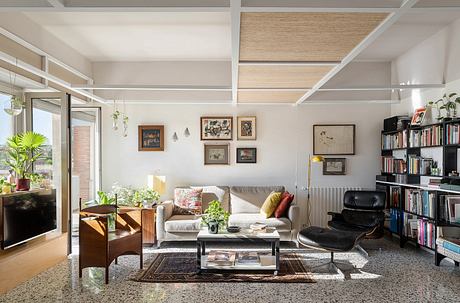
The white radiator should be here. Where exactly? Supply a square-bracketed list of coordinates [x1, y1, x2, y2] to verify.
[310, 187, 361, 227]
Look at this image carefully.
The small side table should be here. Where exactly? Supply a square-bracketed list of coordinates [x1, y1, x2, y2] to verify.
[141, 207, 156, 246]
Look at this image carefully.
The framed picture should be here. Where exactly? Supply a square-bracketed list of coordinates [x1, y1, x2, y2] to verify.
[204, 144, 230, 165]
[313, 124, 355, 155]
[138, 125, 164, 151]
[411, 108, 427, 126]
[200, 116, 233, 140]
[236, 148, 257, 163]
[237, 116, 256, 140]
[323, 158, 346, 175]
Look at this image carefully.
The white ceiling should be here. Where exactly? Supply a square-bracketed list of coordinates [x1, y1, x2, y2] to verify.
[357, 10, 460, 60]
[23, 12, 232, 61]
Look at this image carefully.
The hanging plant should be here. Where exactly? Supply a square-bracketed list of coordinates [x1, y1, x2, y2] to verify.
[4, 95, 24, 116]
[122, 114, 129, 137]
[111, 110, 121, 130]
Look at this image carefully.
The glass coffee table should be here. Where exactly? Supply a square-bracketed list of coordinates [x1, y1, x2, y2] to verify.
[196, 228, 280, 275]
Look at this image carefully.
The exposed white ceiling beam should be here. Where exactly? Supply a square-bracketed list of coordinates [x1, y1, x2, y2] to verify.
[46, 0, 65, 8]
[0, 6, 229, 12]
[239, 61, 339, 66]
[300, 100, 400, 105]
[0, 50, 106, 104]
[230, 0, 241, 105]
[72, 84, 232, 91]
[295, 0, 420, 105]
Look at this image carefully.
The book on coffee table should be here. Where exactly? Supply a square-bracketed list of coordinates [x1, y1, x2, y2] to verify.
[207, 250, 236, 266]
[237, 252, 259, 264]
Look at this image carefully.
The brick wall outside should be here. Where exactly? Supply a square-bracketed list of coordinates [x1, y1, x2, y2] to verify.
[72, 126, 91, 201]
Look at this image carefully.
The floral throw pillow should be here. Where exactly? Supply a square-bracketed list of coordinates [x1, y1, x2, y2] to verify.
[174, 188, 203, 214]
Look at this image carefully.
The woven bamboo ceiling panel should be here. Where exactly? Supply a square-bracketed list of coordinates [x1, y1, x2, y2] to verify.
[239, 12, 388, 62]
[238, 65, 333, 89]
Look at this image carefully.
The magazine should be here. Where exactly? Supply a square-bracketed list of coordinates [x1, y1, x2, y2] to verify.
[237, 252, 259, 264]
[206, 250, 236, 266]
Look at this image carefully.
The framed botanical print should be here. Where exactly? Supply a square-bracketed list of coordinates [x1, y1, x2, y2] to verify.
[236, 148, 257, 163]
[138, 125, 164, 151]
[204, 144, 230, 165]
[200, 116, 233, 140]
[323, 158, 346, 175]
[237, 116, 256, 140]
[313, 124, 355, 155]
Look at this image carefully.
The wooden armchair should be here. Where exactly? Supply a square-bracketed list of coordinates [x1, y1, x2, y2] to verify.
[79, 199, 143, 284]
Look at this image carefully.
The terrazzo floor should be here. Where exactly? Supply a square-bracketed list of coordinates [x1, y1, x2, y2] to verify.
[1, 236, 459, 303]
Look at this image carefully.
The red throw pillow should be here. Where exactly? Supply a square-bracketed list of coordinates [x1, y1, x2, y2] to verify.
[274, 191, 294, 218]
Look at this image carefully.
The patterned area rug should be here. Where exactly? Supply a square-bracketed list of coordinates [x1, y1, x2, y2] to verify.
[134, 252, 315, 283]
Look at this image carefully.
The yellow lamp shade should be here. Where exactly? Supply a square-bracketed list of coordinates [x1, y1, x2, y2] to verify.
[147, 175, 166, 195]
[311, 155, 324, 163]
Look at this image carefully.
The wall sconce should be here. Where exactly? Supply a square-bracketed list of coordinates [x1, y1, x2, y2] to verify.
[184, 127, 190, 137]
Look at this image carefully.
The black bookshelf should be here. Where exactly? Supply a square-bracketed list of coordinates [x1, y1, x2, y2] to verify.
[378, 119, 460, 267]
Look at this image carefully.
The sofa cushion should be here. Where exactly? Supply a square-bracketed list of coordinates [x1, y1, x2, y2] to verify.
[230, 186, 285, 214]
[260, 191, 282, 218]
[191, 186, 230, 212]
[274, 192, 294, 218]
[174, 188, 203, 214]
[164, 215, 201, 233]
[228, 214, 291, 231]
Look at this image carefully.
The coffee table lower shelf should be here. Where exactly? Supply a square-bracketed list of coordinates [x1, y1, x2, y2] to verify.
[201, 255, 277, 271]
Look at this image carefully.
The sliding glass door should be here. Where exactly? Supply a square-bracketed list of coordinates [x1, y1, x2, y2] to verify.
[71, 107, 101, 238]
[26, 92, 72, 253]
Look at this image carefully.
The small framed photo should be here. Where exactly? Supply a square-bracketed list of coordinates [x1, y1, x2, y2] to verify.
[201, 116, 233, 140]
[411, 108, 427, 126]
[237, 116, 256, 140]
[236, 148, 257, 163]
[138, 125, 164, 151]
[313, 124, 355, 155]
[204, 144, 230, 165]
[323, 158, 346, 175]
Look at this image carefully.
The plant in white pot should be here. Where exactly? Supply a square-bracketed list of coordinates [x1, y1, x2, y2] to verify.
[201, 200, 229, 234]
[4, 131, 46, 191]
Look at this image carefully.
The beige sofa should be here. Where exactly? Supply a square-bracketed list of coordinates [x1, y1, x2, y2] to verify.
[156, 185, 300, 245]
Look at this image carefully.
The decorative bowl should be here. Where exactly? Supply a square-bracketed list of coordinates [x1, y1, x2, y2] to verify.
[227, 226, 241, 233]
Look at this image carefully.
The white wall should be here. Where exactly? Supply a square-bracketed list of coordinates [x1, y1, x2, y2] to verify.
[391, 18, 460, 116]
[101, 103, 390, 226]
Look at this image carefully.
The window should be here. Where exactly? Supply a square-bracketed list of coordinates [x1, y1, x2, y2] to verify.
[0, 92, 14, 176]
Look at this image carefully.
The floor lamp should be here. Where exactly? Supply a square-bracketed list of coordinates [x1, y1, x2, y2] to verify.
[306, 155, 324, 227]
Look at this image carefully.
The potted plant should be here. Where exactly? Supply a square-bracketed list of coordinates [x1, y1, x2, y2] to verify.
[201, 200, 229, 234]
[96, 191, 116, 231]
[428, 93, 460, 121]
[0, 178, 14, 194]
[111, 110, 121, 130]
[4, 131, 46, 191]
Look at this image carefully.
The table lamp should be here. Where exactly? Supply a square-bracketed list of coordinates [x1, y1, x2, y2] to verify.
[306, 155, 324, 226]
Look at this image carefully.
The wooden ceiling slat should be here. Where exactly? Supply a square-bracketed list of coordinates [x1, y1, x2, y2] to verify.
[238, 65, 333, 88]
[239, 12, 388, 62]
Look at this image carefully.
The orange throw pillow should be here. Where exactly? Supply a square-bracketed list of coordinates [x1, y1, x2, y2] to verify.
[274, 192, 294, 218]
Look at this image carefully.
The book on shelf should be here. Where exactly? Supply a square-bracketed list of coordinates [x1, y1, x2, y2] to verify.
[439, 195, 460, 223]
[206, 250, 236, 266]
[446, 123, 460, 145]
[427, 178, 441, 188]
[417, 219, 435, 249]
[382, 130, 407, 150]
[390, 186, 401, 208]
[389, 208, 400, 234]
[403, 212, 418, 238]
[237, 252, 260, 264]
[381, 156, 406, 174]
[405, 189, 435, 218]
[411, 125, 443, 147]
[407, 155, 435, 175]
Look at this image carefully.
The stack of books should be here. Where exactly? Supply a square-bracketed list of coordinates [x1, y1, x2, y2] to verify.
[237, 252, 260, 265]
[408, 155, 433, 175]
[427, 178, 442, 188]
[437, 227, 460, 262]
[403, 212, 418, 238]
[206, 251, 236, 266]
[381, 157, 406, 174]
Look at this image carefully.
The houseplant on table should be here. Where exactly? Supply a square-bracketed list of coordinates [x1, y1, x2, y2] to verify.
[4, 131, 46, 191]
[201, 200, 229, 234]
